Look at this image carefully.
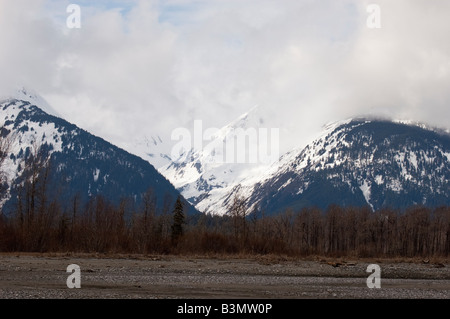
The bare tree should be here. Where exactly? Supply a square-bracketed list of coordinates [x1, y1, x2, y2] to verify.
[12, 142, 54, 251]
[228, 190, 248, 243]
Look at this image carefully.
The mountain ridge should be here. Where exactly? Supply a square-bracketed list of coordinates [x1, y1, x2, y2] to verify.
[3, 90, 448, 217]
[238, 118, 450, 214]
[0, 92, 196, 216]
[137, 109, 450, 215]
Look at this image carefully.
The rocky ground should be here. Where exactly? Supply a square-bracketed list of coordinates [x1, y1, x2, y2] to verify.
[0, 253, 448, 299]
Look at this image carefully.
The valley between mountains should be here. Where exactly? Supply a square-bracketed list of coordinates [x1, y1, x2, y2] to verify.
[0, 89, 448, 259]
[2, 89, 449, 217]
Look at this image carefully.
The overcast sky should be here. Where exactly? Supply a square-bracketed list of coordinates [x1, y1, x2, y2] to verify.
[1, 0, 449, 154]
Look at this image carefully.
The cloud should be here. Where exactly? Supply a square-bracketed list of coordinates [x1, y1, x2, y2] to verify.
[0, 0, 62, 94]
[335, 0, 450, 130]
[1, 0, 449, 154]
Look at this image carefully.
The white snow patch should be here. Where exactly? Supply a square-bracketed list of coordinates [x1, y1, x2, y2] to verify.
[375, 175, 384, 185]
[296, 182, 309, 195]
[388, 179, 403, 193]
[394, 152, 407, 176]
[93, 168, 100, 182]
[392, 119, 435, 132]
[278, 178, 292, 191]
[359, 180, 373, 210]
[445, 152, 450, 162]
[409, 151, 418, 170]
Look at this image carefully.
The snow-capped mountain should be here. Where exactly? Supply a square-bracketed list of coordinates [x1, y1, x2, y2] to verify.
[5, 89, 447, 218]
[128, 134, 174, 170]
[1, 87, 60, 118]
[0, 89, 195, 216]
[231, 118, 450, 215]
[134, 105, 450, 216]
[134, 105, 280, 215]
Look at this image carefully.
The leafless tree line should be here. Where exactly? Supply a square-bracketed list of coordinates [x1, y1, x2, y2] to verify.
[1, 185, 448, 257]
[0, 138, 448, 257]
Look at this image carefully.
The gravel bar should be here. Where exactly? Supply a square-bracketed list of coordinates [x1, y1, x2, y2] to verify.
[0, 254, 448, 299]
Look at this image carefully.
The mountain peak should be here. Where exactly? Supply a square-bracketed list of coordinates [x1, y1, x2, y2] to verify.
[1, 87, 60, 118]
[239, 118, 450, 214]
[0, 91, 196, 216]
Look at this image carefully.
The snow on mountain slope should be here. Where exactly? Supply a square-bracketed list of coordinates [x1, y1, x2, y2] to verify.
[234, 118, 450, 215]
[190, 118, 359, 215]
[128, 134, 174, 170]
[13, 88, 447, 218]
[132, 109, 450, 216]
[133, 105, 280, 215]
[0, 91, 196, 215]
[0, 98, 67, 206]
[1, 87, 60, 117]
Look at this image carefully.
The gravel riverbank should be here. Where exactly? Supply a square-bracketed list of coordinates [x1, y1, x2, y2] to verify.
[0, 254, 448, 299]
